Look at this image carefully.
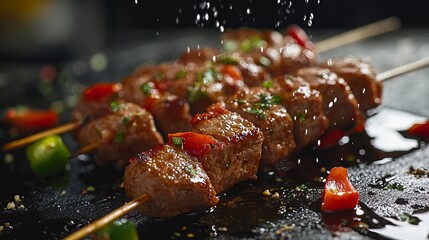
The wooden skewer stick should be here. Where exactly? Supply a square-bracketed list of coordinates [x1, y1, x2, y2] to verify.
[64, 56, 429, 240]
[377, 56, 429, 82]
[2, 122, 79, 152]
[63, 193, 150, 240]
[2, 18, 401, 153]
[314, 17, 401, 53]
[69, 142, 100, 159]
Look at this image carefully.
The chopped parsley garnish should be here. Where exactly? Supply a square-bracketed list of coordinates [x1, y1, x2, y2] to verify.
[198, 68, 221, 84]
[140, 83, 153, 96]
[114, 131, 125, 143]
[233, 99, 247, 104]
[298, 113, 306, 123]
[240, 36, 267, 53]
[399, 213, 421, 225]
[175, 69, 187, 79]
[244, 107, 266, 119]
[262, 80, 273, 89]
[122, 117, 131, 126]
[259, 56, 271, 67]
[384, 183, 404, 191]
[172, 137, 183, 147]
[110, 101, 122, 112]
[254, 94, 281, 108]
[184, 165, 196, 176]
[222, 40, 238, 51]
[188, 82, 207, 104]
[218, 55, 239, 65]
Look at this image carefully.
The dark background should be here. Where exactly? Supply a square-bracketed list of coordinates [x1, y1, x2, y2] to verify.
[1, 0, 429, 62]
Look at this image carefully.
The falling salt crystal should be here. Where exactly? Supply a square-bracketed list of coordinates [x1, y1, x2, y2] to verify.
[220, 26, 224, 32]
[247, 8, 251, 14]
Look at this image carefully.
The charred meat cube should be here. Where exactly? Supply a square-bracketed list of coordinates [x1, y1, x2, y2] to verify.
[296, 67, 361, 130]
[187, 64, 246, 115]
[223, 87, 296, 169]
[77, 102, 163, 168]
[267, 76, 329, 147]
[143, 92, 192, 137]
[320, 57, 382, 114]
[72, 83, 122, 124]
[124, 144, 219, 218]
[190, 103, 264, 193]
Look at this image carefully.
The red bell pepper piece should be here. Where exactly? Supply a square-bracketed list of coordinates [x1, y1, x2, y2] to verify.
[321, 167, 359, 212]
[168, 132, 218, 161]
[221, 65, 243, 81]
[317, 129, 346, 150]
[408, 120, 429, 141]
[83, 83, 121, 102]
[4, 107, 59, 133]
[286, 24, 313, 49]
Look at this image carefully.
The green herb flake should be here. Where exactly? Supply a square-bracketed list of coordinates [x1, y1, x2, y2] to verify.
[254, 94, 281, 109]
[298, 113, 305, 123]
[114, 131, 125, 143]
[384, 183, 404, 191]
[86, 186, 95, 192]
[399, 213, 421, 225]
[262, 80, 273, 89]
[175, 69, 187, 79]
[259, 56, 271, 67]
[172, 137, 183, 147]
[233, 99, 247, 104]
[140, 82, 153, 96]
[244, 107, 266, 119]
[110, 101, 122, 112]
[218, 55, 238, 65]
[198, 68, 220, 84]
[240, 36, 267, 53]
[222, 40, 238, 51]
[184, 165, 196, 176]
[188, 83, 207, 104]
[122, 117, 131, 126]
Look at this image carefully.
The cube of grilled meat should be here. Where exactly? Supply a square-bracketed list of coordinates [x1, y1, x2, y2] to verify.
[223, 87, 296, 169]
[267, 76, 329, 148]
[71, 83, 123, 124]
[296, 67, 361, 130]
[77, 102, 163, 168]
[187, 64, 247, 115]
[191, 103, 264, 193]
[320, 57, 382, 114]
[122, 62, 197, 105]
[143, 92, 192, 137]
[221, 28, 317, 76]
[122, 63, 195, 137]
[124, 144, 219, 218]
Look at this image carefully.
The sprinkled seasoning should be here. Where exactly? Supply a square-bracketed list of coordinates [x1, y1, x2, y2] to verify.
[175, 69, 187, 79]
[140, 82, 153, 96]
[110, 101, 122, 112]
[262, 80, 273, 89]
[114, 131, 125, 143]
[184, 165, 196, 177]
[122, 117, 131, 126]
[172, 137, 183, 147]
[218, 55, 239, 65]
